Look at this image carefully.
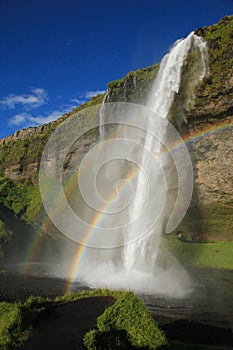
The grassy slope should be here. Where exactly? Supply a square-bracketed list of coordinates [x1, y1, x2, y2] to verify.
[0, 220, 12, 261]
[0, 290, 167, 350]
[0, 177, 41, 260]
[193, 15, 233, 113]
[83, 292, 167, 350]
[0, 302, 28, 350]
[164, 235, 233, 270]
[0, 289, 227, 350]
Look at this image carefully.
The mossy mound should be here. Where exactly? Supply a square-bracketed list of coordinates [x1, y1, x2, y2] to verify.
[84, 291, 167, 350]
[0, 291, 167, 350]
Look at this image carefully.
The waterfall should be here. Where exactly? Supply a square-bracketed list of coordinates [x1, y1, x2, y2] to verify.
[67, 32, 208, 295]
[148, 32, 208, 115]
[99, 89, 109, 139]
[133, 72, 137, 89]
[123, 32, 208, 274]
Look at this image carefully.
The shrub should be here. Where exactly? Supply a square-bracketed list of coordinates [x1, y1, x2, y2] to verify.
[0, 302, 27, 350]
[83, 291, 167, 350]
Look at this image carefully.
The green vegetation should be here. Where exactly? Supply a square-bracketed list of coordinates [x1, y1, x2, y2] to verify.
[0, 290, 167, 350]
[0, 220, 12, 241]
[0, 289, 230, 350]
[107, 64, 159, 104]
[0, 220, 12, 261]
[0, 177, 43, 224]
[164, 235, 233, 270]
[0, 93, 105, 178]
[0, 302, 28, 350]
[23, 184, 42, 223]
[0, 130, 51, 174]
[0, 177, 31, 216]
[84, 291, 167, 350]
[193, 15, 233, 112]
[175, 203, 233, 243]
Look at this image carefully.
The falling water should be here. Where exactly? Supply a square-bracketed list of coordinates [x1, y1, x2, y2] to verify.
[148, 33, 208, 115]
[99, 89, 109, 139]
[68, 32, 208, 295]
[123, 32, 208, 275]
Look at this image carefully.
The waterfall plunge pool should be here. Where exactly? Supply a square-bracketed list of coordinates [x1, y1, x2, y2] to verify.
[1, 264, 233, 331]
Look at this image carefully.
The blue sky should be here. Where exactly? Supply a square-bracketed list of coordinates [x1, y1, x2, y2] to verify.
[0, 0, 232, 138]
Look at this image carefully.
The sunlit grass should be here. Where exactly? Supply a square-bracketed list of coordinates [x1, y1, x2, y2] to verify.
[164, 235, 233, 270]
[0, 290, 167, 350]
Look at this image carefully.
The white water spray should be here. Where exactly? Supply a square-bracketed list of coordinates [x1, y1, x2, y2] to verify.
[122, 33, 208, 277]
[75, 33, 208, 296]
[42, 33, 208, 296]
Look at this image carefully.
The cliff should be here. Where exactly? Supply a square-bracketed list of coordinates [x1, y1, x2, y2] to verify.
[181, 16, 233, 241]
[0, 15, 232, 257]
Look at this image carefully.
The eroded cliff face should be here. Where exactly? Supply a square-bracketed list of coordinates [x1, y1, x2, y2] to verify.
[178, 16, 233, 241]
[179, 115, 232, 241]
[103, 16, 233, 241]
[0, 15, 232, 242]
[0, 94, 104, 184]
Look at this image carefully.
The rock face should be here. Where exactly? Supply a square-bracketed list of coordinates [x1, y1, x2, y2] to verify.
[0, 15, 232, 242]
[0, 95, 103, 184]
[180, 115, 232, 241]
[180, 16, 233, 241]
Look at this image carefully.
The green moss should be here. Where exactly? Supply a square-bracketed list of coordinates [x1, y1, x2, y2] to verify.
[23, 184, 42, 223]
[0, 94, 104, 177]
[0, 220, 12, 262]
[0, 290, 166, 350]
[0, 177, 44, 236]
[0, 302, 28, 350]
[84, 291, 167, 350]
[107, 63, 159, 104]
[0, 220, 11, 240]
[0, 177, 30, 216]
[164, 235, 233, 270]
[193, 15, 233, 112]
[176, 203, 233, 242]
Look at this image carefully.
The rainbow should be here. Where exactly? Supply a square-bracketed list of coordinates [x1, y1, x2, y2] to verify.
[65, 166, 140, 293]
[20, 212, 52, 275]
[66, 120, 232, 293]
[18, 120, 232, 289]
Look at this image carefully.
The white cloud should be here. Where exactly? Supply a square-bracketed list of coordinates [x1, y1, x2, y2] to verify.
[70, 98, 86, 105]
[29, 109, 67, 125]
[0, 88, 48, 110]
[84, 90, 106, 99]
[5, 87, 106, 131]
[70, 90, 105, 105]
[9, 113, 28, 126]
[9, 106, 75, 129]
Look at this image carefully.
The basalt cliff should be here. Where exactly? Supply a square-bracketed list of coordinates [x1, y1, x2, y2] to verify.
[0, 15, 232, 261]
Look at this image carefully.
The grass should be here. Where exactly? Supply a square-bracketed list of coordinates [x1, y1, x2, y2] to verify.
[0, 219, 12, 262]
[0, 302, 28, 350]
[0, 290, 167, 350]
[83, 291, 167, 350]
[164, 235, 233, 270]
[107, 63, 159, 104]
[23, 184, 42, 223]
[0, 177, 30, 216]
[0, 220, 12, 241]
[193, 14, 233, 112]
